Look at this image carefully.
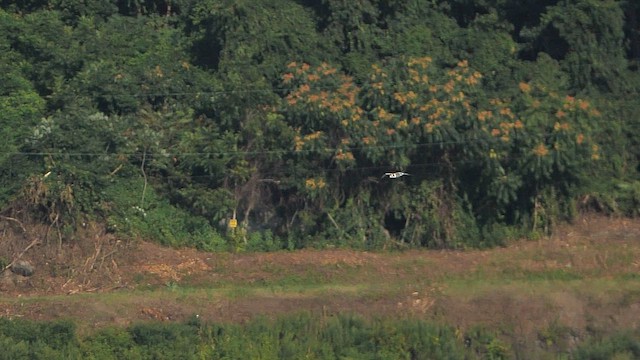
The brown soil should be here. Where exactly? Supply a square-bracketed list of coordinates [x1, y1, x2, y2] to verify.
[1, 214, 639, 352]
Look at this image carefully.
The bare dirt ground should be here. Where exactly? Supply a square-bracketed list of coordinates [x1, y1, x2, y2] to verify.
[1, 215, 639, 352]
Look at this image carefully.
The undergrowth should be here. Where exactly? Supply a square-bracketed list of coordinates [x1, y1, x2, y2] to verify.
[0, 314, 637, 359]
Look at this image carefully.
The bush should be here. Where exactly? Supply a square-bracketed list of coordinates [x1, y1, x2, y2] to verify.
[3, 315, 639, 359]
[102, 177, 228, 250]
[572, 331, 640, 360]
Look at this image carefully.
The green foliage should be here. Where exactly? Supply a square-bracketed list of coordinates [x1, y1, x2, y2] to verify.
[1, 0, 639, 250]
[102, 177, 227, 250]
[573, 331, 640, 360]
[535, 0, 628, 93]
[245, 230, 284, 252]
[129, 322, 200, 359]
[0, 314, 638, 358]
[0, 318, 79, 360]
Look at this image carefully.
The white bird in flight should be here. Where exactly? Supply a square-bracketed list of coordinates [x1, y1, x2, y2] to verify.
[382, 171, 410, 179]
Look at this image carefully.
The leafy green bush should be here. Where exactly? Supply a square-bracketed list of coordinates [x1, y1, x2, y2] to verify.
[102, 177, 227, 250]
[0, 319, 80, 360]
[0, 318, 77, 349]
[2, 314, 640, 359]
[572, 331, 640, 360]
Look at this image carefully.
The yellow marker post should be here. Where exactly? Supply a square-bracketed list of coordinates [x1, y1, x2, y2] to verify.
[228, 218, 238, 229]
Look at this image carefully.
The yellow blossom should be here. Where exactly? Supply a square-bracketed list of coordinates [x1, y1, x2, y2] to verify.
[294, 136, 304, 151]
[424, 123, 434, 133]
[443, 80, 455, 93]
[154, 65, 163, 78]
[305, 178, 316, 189]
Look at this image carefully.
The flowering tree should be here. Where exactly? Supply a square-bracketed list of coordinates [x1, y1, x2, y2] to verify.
[278, 56, 600, 246]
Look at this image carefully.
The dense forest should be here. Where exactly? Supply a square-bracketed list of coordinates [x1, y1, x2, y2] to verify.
[1, 0, 639, 250]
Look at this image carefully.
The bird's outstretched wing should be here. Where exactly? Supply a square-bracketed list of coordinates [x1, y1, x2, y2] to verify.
[382, 171, 410, 179]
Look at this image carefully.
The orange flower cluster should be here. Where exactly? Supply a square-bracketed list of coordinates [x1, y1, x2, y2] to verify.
[477, 110, 493, 122]
[362, 136, 374, 144]
[423, 120, 442, 134]
[284, 62, 360, 115]
[393, 91, 417, 105]
[408, 56, 433, 69]
[305, 178, 326, 190]
[335, 150, 355, 162]
[294, 131, 323, 151]
[499, 107, 514, 119]
[377, 107, 394, 121]
[561, 96, 594, 115]
[443, 80, 455, 93]
[533, 143, 549, 157]
[518, 82, 531, 93]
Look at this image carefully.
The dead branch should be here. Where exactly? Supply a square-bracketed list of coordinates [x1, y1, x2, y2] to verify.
[109, 163, 123, 176]
[1, 238, 41, 273]
[140, 149, 148, 207]
[0, 215, 27, 234]
[98, 248, 119, 271]
[327, 212, 341, 231]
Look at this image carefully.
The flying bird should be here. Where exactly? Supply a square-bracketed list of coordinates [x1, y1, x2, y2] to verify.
[382, 171, 410, 179]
